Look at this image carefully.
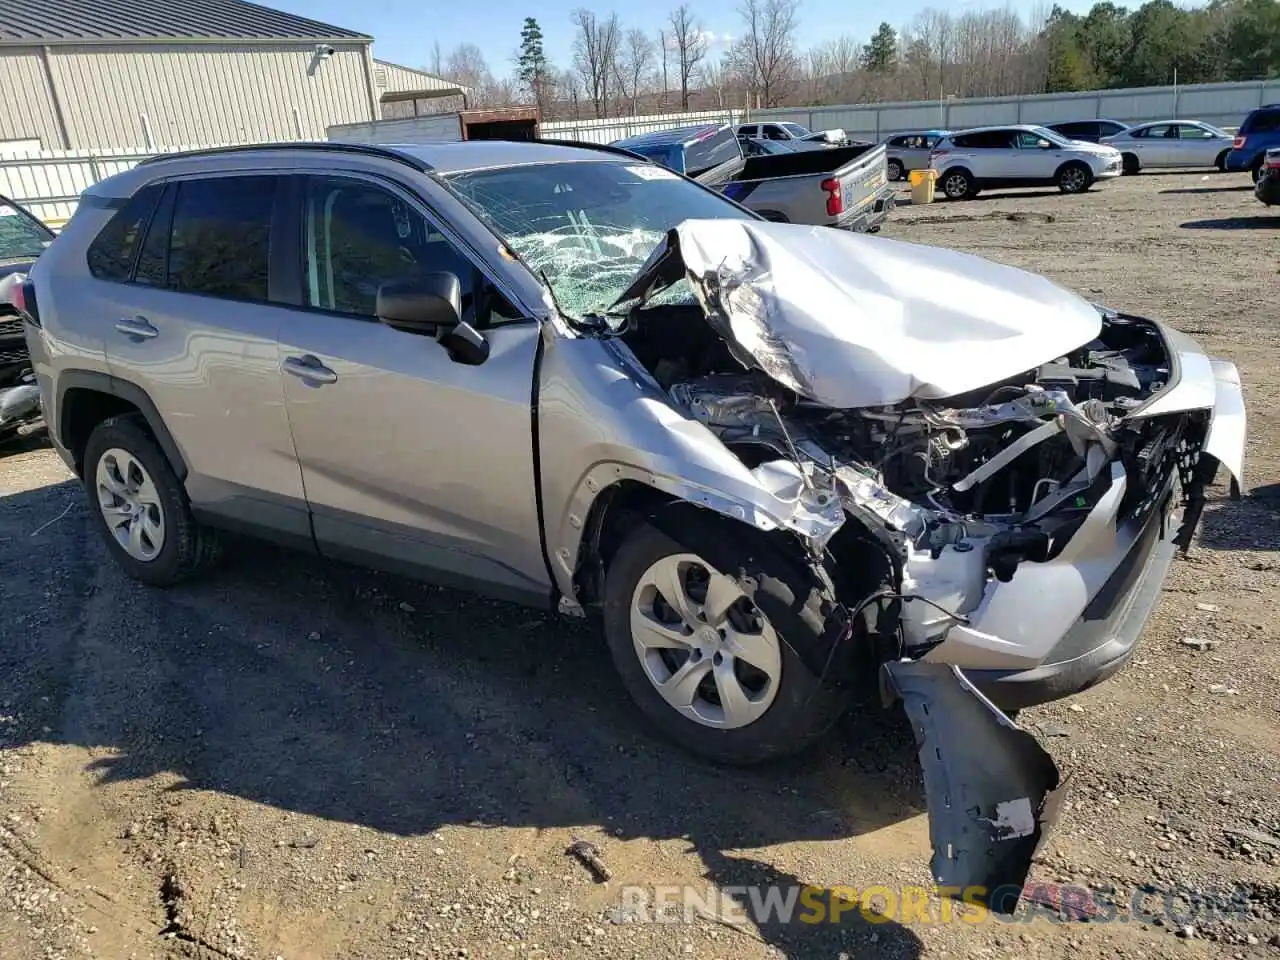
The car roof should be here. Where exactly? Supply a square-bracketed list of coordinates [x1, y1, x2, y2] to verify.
[84, 139, 637, 199]
[942, 124, 1049, 137]
[613, 124, 728, 148]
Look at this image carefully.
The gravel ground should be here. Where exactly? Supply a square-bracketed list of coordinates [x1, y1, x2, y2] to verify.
[1, 169, 1277, 960]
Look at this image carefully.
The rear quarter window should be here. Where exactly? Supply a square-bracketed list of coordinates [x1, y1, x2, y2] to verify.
[685, 129, 743, 174]
[85, 185, 162, 282]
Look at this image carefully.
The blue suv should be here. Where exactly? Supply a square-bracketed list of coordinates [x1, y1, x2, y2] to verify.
[1226, 104, 1280, 180]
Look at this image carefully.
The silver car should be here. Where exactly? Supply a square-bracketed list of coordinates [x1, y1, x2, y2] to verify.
[22, 141, 1246, 906]
[1102, 120, 1235, 174]
[883, 130, 949, 181]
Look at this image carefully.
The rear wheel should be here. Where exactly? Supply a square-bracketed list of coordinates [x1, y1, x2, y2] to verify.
[1214, 150, 1229, 172]
[602, 510, 848, 765]
[1057, 161, 1093, 194]
[940, 168, 974, 200]
[83, 415, 221, 586]
[887, 158, 904, 181]
[1121, 153, 1140, 176]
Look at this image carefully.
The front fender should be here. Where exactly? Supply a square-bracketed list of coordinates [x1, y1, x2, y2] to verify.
[536, 329, 841, 609]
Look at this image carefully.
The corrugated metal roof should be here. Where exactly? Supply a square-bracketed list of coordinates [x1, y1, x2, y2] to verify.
[0, 0, 371, 43]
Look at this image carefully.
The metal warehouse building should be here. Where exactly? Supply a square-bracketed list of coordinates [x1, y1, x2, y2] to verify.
[0, 0, 463, 151]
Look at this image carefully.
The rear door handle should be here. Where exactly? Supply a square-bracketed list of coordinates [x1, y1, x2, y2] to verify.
[114, 317, 157, 339]
[283, 354, 337, 385]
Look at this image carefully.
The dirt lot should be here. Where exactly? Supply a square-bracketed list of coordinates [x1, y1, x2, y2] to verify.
[1, 170, 1277, 960]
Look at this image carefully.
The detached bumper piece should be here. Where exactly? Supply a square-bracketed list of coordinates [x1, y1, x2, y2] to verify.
[884, 660, 1066, 915]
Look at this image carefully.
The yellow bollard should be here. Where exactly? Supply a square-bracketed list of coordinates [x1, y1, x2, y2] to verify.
[909, 168, 936, 205]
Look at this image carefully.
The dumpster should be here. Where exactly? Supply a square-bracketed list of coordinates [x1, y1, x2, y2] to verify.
[910, 168, 936, 205]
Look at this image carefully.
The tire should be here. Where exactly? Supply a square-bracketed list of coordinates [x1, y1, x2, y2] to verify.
[1251, 157, 1265, 183]
[939, 168, 974, 200]
[602, 509, 849, 766]
[887, 158, 904, 181]
[83, 414, 221, 586]
[1214, 150, 1229, 172]
[1121, 153, 1139, 176]
[1057, 161, 1093, 194]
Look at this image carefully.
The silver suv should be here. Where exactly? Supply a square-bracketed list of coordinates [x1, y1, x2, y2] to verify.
[23, 141, 1245, 905]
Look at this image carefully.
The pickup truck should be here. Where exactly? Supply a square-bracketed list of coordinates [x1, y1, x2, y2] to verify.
[612, 123, 896, 232]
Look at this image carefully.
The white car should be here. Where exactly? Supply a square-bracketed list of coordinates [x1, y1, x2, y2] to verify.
[1101, 120, 1235, 174]
[930, 124, 1123, 199]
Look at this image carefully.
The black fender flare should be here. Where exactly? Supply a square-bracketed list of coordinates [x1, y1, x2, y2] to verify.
[57, 370, 187, 480]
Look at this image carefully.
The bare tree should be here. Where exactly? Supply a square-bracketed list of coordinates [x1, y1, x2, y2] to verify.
[669, 5, 709, 111]
[437, 43, 517, 108]
[614, 28, 656, 114]
[571, 8, 621, 118]
[737, 0, 800, 107]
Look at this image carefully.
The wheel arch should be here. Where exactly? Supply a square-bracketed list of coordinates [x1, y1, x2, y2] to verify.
[56, 371, 186, 480]
[560, 468, 835, 613]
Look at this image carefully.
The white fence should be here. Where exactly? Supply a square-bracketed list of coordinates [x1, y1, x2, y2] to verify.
[541, 109, 742, 143]
[5, 79, 1277, 226]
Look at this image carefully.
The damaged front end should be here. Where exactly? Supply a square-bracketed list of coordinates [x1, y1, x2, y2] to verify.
[603, 218, 1246, 911]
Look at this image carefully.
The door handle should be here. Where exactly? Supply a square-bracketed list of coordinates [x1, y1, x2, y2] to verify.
[283, 354, 337, 385]
[114, 317, 157, 339]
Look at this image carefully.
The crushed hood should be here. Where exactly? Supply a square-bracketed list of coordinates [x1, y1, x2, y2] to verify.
[616, 219, 1104, 409]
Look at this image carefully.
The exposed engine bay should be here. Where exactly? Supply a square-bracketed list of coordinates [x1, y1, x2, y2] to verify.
[623, 302, 1194, 652]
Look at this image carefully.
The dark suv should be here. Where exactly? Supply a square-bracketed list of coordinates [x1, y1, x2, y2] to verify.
[1226, 104, 1280, 180]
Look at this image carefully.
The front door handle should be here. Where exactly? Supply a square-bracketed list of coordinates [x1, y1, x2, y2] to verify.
[114, 317, 157, 339]
[283, 354, 337, 385]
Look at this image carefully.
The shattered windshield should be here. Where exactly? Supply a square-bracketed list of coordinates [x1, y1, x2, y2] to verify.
[443, 161, 754, 319]
[0, 200, 53, 261]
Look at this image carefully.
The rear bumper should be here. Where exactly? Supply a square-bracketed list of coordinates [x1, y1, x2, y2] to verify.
[835, 187, 896, 233]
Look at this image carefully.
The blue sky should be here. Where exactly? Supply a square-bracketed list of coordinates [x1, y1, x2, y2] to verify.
[275, 0, 1097, 77]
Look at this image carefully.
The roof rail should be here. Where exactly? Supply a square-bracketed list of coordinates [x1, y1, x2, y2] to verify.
[535, 138, 651, 163]
[137, 141, 433, 172]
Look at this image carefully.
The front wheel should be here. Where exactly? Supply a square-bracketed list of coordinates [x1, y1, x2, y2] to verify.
[602, 512, 848, 765]
[1057, 162, 1093, 194]
[1121, 153, 1139, 176]
[1252, 158, 1265, 183]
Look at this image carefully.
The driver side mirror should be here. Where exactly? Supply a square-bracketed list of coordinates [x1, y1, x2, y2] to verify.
[376, 272, 490, 366]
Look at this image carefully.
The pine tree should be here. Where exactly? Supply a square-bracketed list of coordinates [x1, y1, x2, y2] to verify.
[862, 22, 898, 72]
[518, 17, 549, 111]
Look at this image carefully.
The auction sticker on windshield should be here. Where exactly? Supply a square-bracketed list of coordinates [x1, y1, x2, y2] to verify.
[627, 165, 680, 180]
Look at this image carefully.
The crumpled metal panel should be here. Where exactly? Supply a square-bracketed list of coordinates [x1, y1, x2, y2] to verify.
[637, 218, 1104, 409]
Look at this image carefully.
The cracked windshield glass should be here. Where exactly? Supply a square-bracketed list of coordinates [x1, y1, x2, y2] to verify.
[444, 160, 753, 320]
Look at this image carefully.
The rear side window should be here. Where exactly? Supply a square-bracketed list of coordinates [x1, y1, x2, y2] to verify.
[167, 177, 276, 302]
[1245, 109, 1280, 133]
[954, 131, 1012, 148]
[86, 185, 162, 281]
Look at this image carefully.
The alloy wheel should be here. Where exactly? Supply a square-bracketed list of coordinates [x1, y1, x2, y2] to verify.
[95, 447, 166, 562]
[1060, 166, 1088, 193]
[629, 553, 782, 729]
[943, 173, 969, 198]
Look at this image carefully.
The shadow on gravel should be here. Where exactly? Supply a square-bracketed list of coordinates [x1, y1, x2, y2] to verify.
[1160, 185, 1253, 195]
[0, 479, 927, 959]
[1181, 215, 1280, 230]
[1198, 486, 1280, 553]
